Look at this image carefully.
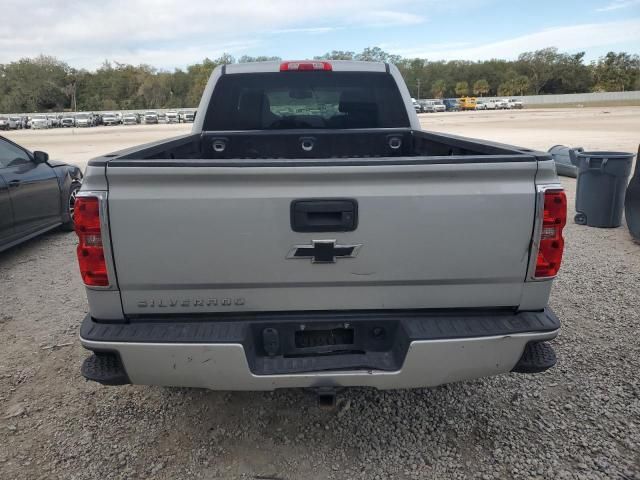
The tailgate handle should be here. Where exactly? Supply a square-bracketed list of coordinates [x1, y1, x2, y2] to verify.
[291, 199, 358, 232]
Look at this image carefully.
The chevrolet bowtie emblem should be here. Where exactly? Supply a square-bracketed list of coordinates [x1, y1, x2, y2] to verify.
[287, 240, 362, 264]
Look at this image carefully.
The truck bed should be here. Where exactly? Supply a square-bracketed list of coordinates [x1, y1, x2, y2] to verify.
[100, 128, 545, 165]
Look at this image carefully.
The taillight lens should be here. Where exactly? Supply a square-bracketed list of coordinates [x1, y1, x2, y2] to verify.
[535, 190, 567, 278]
[75, 197, 109, 286]
[280, 61, 332, 71]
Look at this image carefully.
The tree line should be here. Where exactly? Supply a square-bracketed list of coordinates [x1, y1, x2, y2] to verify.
[0, 47, 638, 113]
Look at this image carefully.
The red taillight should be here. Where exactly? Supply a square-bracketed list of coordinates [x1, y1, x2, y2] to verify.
[280, 61, 332, 72]
[535, 190, 567, 278]
[75, 197, 109, 286]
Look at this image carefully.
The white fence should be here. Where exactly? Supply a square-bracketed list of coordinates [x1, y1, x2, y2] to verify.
[483, 90, 640, 106]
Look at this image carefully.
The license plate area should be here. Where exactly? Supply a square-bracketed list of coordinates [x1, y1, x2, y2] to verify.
[294, 327, 354, 349]
[253, 319, 401, 359]
[247, 316, 411, 374]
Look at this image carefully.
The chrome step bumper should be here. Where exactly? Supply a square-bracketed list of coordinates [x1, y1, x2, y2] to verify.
[80, 308, 559, 390]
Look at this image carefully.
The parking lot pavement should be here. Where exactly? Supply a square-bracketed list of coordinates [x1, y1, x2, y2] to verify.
[3, 106, 639, 171]
[1, 109, 639, 479]
[2, 123, 192, 169]
[421, 106, 640, 154]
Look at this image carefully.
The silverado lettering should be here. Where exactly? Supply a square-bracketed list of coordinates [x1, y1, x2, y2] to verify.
[137, 298, 245, 308]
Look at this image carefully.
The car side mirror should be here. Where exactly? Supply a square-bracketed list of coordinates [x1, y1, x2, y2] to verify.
[33, 151, 49, 164]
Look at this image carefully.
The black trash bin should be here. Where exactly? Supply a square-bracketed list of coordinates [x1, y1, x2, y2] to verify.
[574, 151, 635, 227]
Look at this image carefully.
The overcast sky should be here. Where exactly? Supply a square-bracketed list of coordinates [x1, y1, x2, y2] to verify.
[0, 0, 639, 70]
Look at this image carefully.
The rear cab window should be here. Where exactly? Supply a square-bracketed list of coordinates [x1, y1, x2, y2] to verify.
[203, 71, 410, 131]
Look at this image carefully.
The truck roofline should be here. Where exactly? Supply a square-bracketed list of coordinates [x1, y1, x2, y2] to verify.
[224, 60, 388, 74]
[192, 61, 421, 132]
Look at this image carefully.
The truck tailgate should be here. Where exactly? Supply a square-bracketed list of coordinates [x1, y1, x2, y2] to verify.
[105, 160, 537, 316]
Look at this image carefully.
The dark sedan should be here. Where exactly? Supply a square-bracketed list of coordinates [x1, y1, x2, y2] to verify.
[0, 135, 82, 252]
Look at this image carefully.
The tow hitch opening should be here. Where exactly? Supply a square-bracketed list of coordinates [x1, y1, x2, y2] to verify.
[313, 387, 338, 409]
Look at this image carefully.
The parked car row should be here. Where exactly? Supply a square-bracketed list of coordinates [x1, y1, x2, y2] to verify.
[413, 98, 525, 113]
[128, 110, 196, 125]
[0, 110, 197, 130]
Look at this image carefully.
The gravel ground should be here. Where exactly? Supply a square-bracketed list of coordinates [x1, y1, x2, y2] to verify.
[1, 116, 640, 479]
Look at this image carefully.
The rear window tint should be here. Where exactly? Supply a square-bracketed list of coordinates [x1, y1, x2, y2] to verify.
[203, 71, 410, 130]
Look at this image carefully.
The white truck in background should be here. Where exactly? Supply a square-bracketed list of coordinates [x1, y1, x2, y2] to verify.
[122, 113, 139, 125]
[421, 100, 446, 113]
[102, 113, 120, 126]
[75, 113, 93, 127]
[76, 60, 565, 397]
[508, 98, 524, 109]
[432, 100, 446, 112]
[180, 111, 195, 122]
[166, 111, 179, 123]
[30, 114, 51, 129]
[144, 111, 159, 124]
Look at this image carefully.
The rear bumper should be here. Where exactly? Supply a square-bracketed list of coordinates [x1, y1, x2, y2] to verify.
[80, 308, 560, 390]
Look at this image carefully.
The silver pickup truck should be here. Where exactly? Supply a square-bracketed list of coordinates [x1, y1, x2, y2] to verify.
[77, 60, 566, 394]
